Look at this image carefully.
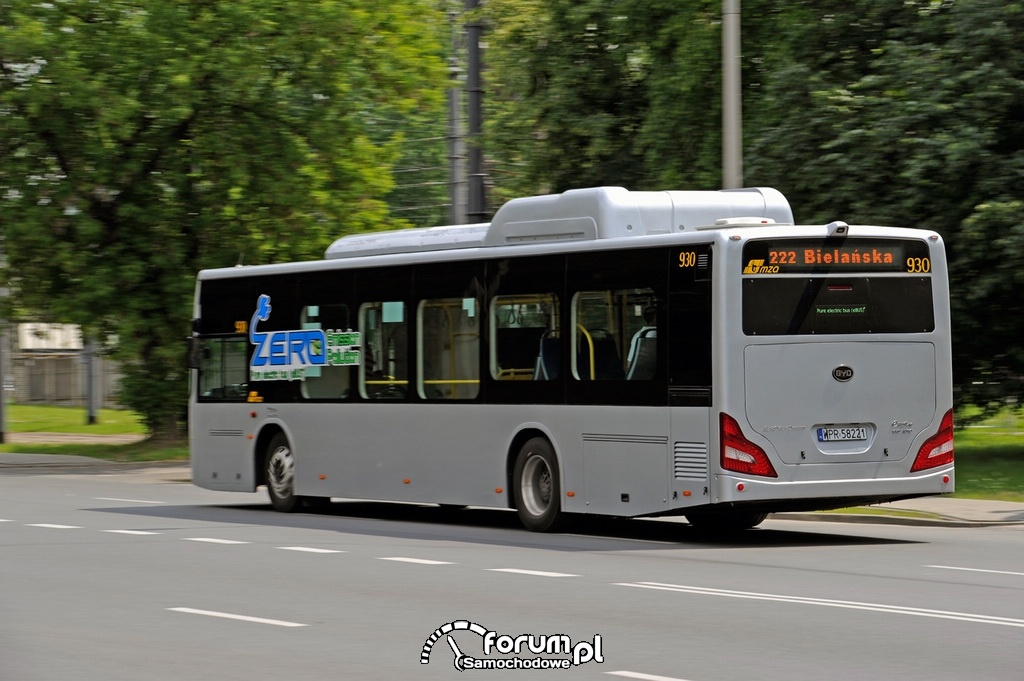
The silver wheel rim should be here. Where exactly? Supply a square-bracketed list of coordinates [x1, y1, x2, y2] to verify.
[267, 444, 295, 500]
[521, 454, 552, 518]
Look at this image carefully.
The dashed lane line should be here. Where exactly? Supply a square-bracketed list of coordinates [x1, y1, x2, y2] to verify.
[277, 546, 345, 554]
[487, 568, 579, 578]
[378, 557, 454, 565]
[26, 523, 81, 529]
[615, 582, 1024, 628]
[606, 672, 693, 681]
[182, 537, 249, 545]
[168, 607, 307, 628]
[927, 564, 1024, 577]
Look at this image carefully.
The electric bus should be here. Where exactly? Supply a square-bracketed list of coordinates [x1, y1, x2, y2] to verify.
[189, 186, 954, 531]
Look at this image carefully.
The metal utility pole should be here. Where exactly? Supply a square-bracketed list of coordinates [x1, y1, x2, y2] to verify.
[465, 0, 487, 222]
[447, 12, 468, 225]
[722, 0, 743, 189]
[0, 322, 5, 444]
[0, 272, 7, 443]
[85, 337, 97, 425]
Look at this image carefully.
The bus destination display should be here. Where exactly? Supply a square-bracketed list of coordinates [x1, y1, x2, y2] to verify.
[743, 238, 931, 274]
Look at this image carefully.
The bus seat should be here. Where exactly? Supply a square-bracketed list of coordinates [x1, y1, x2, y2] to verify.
[625, 335, 656, 380]
[578, 330, 624, 381]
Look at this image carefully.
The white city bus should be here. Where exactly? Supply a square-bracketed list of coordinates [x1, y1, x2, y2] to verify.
[188, 186, 954, 531]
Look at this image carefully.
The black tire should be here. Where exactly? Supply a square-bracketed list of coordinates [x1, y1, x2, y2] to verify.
[265, 433, 299, 513]
[684, 510, 768, 532]
[512, 438, 564, 532]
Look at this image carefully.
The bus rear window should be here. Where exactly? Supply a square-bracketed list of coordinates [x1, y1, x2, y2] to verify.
[743, 277, 935, 335]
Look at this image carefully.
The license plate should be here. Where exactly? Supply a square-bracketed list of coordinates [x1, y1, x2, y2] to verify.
[817, 426, 867, 442]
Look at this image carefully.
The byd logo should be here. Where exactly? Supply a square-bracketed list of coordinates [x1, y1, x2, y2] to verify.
[421, 620, 604, 672]
[832, 365, 854, 382]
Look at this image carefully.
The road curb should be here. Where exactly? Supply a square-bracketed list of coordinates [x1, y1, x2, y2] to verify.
[772, 512, 1024, 528]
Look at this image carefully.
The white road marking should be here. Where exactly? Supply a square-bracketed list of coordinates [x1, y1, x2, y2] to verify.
[487, 568, 578, 577]
[27, 523, 81, 529]
[615, 582, 1024, 628]
[167, 607, 306, 628]
[93, 497, 164, 504]
[0, 519, 12, 522]
[103, 530, 160, 535]
[606, 672, 693, 681]
[378, 557, 454, 565]
[277, 546, 345, 554]
[927, 565, 1024, 577]
[183, 537, 248, 545]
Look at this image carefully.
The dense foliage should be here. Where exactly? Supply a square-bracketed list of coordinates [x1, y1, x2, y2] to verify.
[483, 0, 1024, 414]
[1, 1, 1021, 431]
[0, 0, 447, 435]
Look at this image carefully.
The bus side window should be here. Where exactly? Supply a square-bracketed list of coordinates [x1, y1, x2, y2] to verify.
[359, 301, 408, 399]
[300, 304, 351, 400]
[418, 297, 480, 399]
[489, 294, 560, 381]
[572, 289, 656, 381]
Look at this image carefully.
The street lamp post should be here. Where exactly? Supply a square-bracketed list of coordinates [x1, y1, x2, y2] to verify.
[722, 0, 743, 189]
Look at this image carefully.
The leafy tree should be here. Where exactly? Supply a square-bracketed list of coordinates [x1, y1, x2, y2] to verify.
[482, 0, 650, 200]
[949, 202, 1024, 414]
[0, 1, 447, 436]
[484, 0, 1024, 410]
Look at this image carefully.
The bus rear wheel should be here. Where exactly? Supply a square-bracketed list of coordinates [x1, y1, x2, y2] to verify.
[265, 433, 298, 513]
[684, 510, 768, 532]
[512, 438, 564, 532]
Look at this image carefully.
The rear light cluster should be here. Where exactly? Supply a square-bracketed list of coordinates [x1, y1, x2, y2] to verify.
[911, 408, 955, 472]
[720, 413, 778, 478]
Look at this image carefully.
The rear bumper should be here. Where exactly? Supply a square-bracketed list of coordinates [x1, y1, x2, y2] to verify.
[714, 465, 954, 509]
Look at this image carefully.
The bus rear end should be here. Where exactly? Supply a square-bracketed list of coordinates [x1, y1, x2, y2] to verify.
[710, 225, 954, 516]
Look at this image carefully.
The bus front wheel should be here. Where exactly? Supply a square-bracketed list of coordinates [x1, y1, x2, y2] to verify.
[512, 438, 564, 532]
[265, 433, 298, 513]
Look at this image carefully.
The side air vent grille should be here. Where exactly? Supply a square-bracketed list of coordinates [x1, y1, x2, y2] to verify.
[674, 441, 708, 480]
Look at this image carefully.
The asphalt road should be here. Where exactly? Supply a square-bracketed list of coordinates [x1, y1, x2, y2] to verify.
[2, 465, 1023, 681]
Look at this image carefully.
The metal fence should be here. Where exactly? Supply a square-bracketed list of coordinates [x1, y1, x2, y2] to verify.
[10, 352, 123, 409]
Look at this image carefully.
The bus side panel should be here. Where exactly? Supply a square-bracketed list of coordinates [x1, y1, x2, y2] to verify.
[189, 404, 258, 492]
[578, 407, 670, 517]
[286, 404, 521, 509]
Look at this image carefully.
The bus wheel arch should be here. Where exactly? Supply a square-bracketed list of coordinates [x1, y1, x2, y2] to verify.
[510, 433, 565, 532]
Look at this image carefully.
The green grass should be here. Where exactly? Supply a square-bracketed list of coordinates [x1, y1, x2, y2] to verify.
[952, 410, 1024, 501]
[3, 404, 146, 435]
[0, 441, 190, 462]
[0, 404, 187, 462]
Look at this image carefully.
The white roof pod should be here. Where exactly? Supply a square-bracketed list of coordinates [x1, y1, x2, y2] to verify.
[325, 186, 793, 259]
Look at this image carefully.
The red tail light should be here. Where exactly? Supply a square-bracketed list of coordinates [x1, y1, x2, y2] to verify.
[911, 408, 954, 472]
[720, 413, 778, 478]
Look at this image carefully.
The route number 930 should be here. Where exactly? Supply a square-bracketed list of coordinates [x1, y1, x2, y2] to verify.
[906, 257, 931, 273]
[678, 251, 697, 268]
